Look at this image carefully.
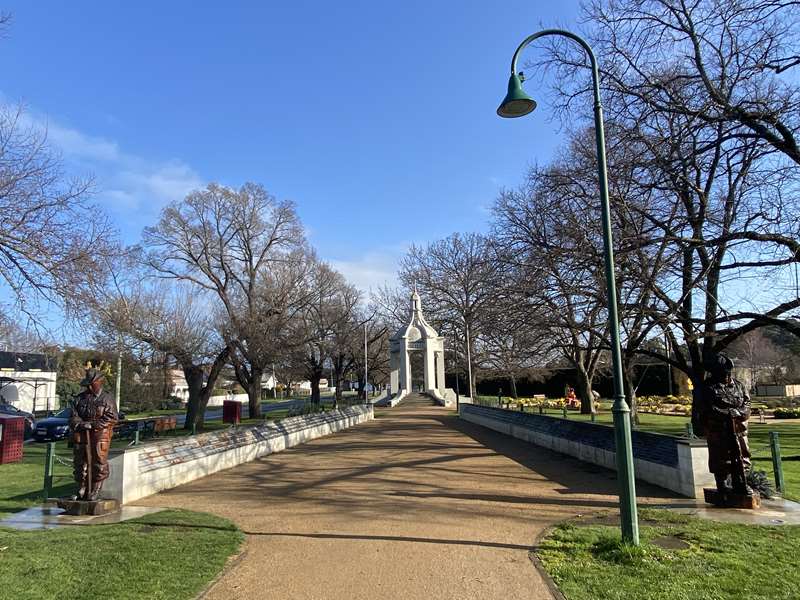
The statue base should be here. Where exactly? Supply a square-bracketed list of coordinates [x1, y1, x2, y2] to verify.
[703, 488, 761, 509]
[56, 498, 120, 516]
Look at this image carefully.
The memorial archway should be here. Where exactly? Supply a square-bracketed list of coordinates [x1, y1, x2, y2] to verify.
[388, 288, 449, 405]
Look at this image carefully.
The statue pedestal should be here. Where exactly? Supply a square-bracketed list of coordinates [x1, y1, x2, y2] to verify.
[56, 498, 119, 516]
[703, 488, 761, 509]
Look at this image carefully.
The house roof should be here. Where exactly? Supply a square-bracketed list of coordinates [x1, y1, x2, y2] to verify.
[0, 351, 56, 372]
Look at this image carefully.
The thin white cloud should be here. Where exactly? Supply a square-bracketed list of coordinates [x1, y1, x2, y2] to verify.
[330, 250, 401, 294]
[45, 120, 121, 162]
[19, 106, 204, 237]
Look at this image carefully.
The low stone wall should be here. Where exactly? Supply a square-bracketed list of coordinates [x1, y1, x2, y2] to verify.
[460, 404, 713, 498]
[103, 405, 373, 504]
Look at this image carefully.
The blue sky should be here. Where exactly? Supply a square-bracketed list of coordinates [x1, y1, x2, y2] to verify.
[3, 1, 581, 291]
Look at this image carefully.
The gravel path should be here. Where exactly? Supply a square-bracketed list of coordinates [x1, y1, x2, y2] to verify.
[138, 401, 674, 599]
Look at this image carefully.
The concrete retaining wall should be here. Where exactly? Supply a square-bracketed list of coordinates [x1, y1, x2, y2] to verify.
[460, 404, 713, 498]
[103, 405, 373, 504]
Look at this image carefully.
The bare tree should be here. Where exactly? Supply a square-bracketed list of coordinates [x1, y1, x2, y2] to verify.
[579, 0, 800, 165]
[0, 106, 118, 327]
[537, 0, 800, 393]
[349, 312, 389, 401]
[399, 233, 507, 396]
[728, 328, 793, 388]
[326, 289, 366, 407]
[291, 261, 361, 405]
[143, 182, 306, 418]
[98, 276, 230, 430]
[494, 163, 613, 414]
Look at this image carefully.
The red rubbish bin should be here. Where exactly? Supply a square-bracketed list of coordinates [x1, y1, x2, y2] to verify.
[0, 416, 25, 464]
[222, 400, 241, 425]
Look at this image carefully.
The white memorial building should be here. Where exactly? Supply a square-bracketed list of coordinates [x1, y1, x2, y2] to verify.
[387, 289, 453, 406]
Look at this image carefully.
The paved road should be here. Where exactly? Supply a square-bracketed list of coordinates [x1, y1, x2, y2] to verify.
[174, 398, 318, 427]
[138, 395, 674, 599]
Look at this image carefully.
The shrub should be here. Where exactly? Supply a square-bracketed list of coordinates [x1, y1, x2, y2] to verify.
[773, 407, 800, 419]
[747, 470, 775, 499]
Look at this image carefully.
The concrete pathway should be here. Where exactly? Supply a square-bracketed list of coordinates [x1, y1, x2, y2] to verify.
[138, 402, 674, 600]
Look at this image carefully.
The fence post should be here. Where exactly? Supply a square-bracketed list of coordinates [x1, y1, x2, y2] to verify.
[770, 431, 785, 494]
[134, 428, 140, 446]
[43, 442, 55, 500]
[539, 405, 543, 415]
[562, 406, 568, 419]
[591, 412, 596, 423]
[191, 421, 197, 436]
[685, 422, 694, 439]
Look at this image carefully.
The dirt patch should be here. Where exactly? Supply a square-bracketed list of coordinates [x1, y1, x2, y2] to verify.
[652, 535, 690, 550]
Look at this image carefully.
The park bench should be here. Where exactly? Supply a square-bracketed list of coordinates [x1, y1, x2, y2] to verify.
[153, 416, 177, 435]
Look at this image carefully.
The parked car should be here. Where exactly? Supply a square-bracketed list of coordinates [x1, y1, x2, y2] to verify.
[32, 407, 72, 442]
[0, 403, 36, 439]
[33, 407, 128, 442]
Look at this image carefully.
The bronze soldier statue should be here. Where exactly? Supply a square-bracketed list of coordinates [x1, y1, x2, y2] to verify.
[69, 364, 118, 501]
[694, 353, 754, 502]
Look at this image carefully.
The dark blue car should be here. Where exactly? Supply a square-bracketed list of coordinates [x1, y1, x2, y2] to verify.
[33, 407, 128, 442]
[32, 407, 72, 442]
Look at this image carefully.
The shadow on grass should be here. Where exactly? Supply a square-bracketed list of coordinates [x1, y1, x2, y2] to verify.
[3, 481, 76, 504]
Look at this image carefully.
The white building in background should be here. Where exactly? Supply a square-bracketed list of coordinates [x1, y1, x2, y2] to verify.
[160, 368, 330, 403]
[165, 369, 190, 401]
[261, 372, 277, 390]
[0, 352, 58, 413]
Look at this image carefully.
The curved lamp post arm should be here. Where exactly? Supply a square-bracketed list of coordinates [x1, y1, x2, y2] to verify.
[502, 28, 639, 545]
[508, 29, 602, 110]
[509, 30, 598, 84]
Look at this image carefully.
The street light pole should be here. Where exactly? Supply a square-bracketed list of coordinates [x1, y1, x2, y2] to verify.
[464, 319, 473, 401]
[364, 323, 369, 402]
[453, 343, 460, 412]
[497, 28, 639, 544]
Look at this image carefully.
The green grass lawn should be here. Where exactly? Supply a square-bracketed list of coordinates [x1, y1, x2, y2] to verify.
[538, 509, 800, 600]
[530, 408, 800, 501]
[0, 509, 243, 600]
[0, 443, 75, 518]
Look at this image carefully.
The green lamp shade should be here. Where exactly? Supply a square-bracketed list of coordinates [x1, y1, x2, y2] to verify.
[497, 73, 536, 118]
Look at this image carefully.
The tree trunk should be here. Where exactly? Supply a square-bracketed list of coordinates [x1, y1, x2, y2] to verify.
[574, 368, 594, 414]
[623, 364, 639, 425]
[183, 366, 205, 431]
[333, 369, 343, 408]
[310, 371, 321, 406]
[162, 353, 170, 400]
[358, 374, 366, 402]
[247, 366, 264, 419]
[509, 374, 518, 399]
[182, 346, 230, 431]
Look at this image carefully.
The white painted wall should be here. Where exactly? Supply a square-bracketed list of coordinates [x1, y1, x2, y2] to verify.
[103, 405, 373, 504]
[0, 371, 58, 413]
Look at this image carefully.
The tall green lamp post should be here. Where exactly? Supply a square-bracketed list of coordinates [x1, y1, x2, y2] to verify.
[497, 29, 639, 545]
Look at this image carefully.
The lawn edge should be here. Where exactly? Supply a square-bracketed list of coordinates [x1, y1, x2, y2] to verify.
[195, 540, 250, 599]
[528, 515, 580, 600]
